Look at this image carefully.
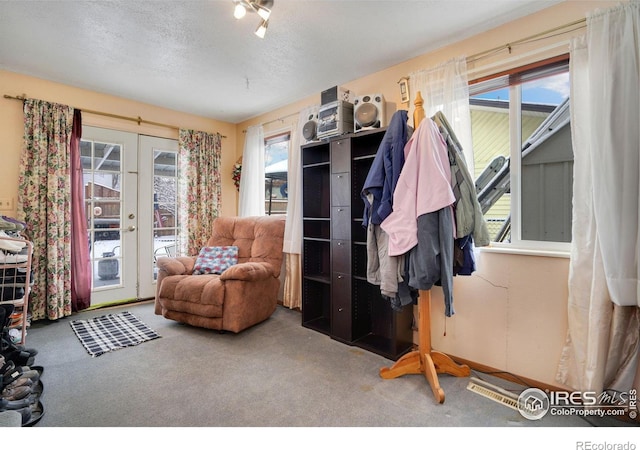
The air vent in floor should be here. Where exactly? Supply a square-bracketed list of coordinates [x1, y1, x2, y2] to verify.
[466, 377, 519, 410]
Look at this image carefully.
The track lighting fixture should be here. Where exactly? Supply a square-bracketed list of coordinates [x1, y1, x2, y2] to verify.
[232, 0, 273, 38]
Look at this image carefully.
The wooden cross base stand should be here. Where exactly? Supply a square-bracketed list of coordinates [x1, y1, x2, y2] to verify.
[379, 290, 470, 404]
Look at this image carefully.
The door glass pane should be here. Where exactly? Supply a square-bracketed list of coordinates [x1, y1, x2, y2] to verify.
[82, 139, 124, 289]
[153, 150, 178, 279]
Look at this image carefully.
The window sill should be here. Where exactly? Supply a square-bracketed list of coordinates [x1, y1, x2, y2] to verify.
[478, 244, 570, 259]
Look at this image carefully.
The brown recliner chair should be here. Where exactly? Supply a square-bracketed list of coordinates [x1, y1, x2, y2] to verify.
[154, 215, 286, 333]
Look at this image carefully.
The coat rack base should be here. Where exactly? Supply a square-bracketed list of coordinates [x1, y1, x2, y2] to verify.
[379, 292, 471, 404]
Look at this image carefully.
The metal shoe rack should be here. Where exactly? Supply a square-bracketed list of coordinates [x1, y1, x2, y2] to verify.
[0, 236, 33, 345]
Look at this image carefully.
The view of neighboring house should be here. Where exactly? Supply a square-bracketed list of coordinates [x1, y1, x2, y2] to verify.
[470, 98, 568, 242]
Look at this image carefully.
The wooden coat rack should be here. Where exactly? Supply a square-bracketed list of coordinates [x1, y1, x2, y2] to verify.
[379, 91, 470, 403]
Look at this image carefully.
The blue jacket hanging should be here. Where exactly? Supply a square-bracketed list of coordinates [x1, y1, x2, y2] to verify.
[361, 110, 409, 227]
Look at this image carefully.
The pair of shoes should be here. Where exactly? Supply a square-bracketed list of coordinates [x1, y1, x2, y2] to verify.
[1, 366, 44, 400]
[3, 375, 32, 390]
[0, 393, 39, 410]
[1, 385, 30, 401]
[0, 348, 35, 367]
[8, 311, 23, 328]
[13, 366, 41, 385]
[0, 364, 45, 426]
[0, 395, 43, 426]
[0, 305, 37, 372]
[1, 358, 23, 388]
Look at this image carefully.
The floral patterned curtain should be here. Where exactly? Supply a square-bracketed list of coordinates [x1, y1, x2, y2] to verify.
[17, 99, 75, 321]
[177, 129, 222, 256]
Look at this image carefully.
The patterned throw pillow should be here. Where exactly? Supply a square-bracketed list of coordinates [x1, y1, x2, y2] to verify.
[193, 246, 238, 275]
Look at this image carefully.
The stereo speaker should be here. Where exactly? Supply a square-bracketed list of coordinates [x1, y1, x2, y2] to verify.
[354, 94, 386, 132]
[302, 112, 318, 142]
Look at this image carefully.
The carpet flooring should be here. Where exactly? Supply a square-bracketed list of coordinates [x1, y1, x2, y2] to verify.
[17, 300, 635, 445]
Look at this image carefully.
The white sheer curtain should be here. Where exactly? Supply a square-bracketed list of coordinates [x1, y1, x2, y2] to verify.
[238, 125, 265, 217]
[557, 1, 640, 395]
[282, 105, 319, 309]
[409, 56, 474, 174]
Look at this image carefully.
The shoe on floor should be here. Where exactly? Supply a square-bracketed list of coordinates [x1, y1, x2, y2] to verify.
[1, 385, 30, 401]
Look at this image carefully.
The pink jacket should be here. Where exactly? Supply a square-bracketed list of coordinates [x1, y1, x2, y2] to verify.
[381, 118, 455, 256]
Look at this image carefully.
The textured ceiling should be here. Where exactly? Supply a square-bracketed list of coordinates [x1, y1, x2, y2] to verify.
[0, 0, 562, 124]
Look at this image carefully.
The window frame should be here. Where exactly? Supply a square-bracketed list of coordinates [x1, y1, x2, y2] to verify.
[469, 55, 572, 256]
[263, 130, 291, 216]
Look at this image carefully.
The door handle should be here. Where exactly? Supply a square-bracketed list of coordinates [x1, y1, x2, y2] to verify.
[127, 225, 136, 232]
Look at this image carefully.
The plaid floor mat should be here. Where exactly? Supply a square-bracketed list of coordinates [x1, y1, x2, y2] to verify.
[70, 311, 161, 357]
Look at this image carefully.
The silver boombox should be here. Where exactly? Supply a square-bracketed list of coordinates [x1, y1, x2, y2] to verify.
[317, 100, 354, 140]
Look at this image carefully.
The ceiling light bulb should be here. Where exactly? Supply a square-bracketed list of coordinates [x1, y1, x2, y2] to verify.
[234, 2, 246, 19]
[255, 19, 268, 38]
[256, 6, 271, 20]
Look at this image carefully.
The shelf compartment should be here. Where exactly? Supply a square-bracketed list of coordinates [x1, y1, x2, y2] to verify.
[302, 141, 330, 166]
[351, 127, 387, 158]
[351, 219, 366, 244]
[302, 166, 330, 218]
[351, 156, 374, 219]
[302, 278, 331, 336]
[351, 278, 414, 361]
[303, 239, 330, 279]
[352, 242, 367, 279]
[303, 219, 330, 240]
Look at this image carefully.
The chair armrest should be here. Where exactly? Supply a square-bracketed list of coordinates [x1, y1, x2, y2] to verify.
[220, 262, 275, 282]
[156, 256, 196, 276]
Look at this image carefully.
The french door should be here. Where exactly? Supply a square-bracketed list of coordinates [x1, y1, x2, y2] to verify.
[80, 127, 179, 305]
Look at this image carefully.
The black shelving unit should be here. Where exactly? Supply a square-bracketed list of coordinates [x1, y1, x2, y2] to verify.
[301, 128, 413, 361]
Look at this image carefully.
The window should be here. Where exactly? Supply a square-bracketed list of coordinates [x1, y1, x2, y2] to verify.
[264, 132, 290, 215]
[469, 57, 572, 249]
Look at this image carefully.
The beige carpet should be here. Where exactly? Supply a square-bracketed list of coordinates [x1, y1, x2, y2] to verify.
[22, 300, 631, 438]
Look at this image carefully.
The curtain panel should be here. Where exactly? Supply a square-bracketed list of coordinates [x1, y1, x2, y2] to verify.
[409, 56, 474, 174]
[17, 99, 75, 321]
[282, 105, 319, 309]
[70, 109, 91, 311]
[177, 129, 222, 256]
[557, 1, 640, 396]
[238, 125, 265, 217]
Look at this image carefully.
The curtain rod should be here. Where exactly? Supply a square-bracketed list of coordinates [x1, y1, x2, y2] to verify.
[262, 110, 300, 127]
[466, 17, 586, 63]
[3, 94, 227, 138]
[242, 110, 301, 133]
